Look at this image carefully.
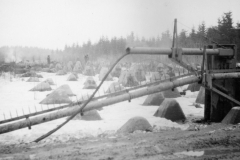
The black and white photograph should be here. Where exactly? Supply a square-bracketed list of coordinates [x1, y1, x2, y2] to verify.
[0, 0, 240, 159]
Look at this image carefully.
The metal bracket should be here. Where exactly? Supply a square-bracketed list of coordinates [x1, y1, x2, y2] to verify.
[80, 109, 84, 116]
[201, 46, 207, 85]
[25, 116, 31, 130]
[126, 90, 132, 102]
[206, 74, 213, 89]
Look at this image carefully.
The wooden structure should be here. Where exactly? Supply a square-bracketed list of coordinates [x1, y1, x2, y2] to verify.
[127, 19, 240, 122]
[203, 44, 240, 122]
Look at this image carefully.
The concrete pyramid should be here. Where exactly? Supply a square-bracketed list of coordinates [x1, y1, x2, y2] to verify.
[72, 72, 79, 78]
[222, 107, 240, 124]
[49, 63, 55, 69]
[118, 70, 127, 83]
[42, 68, 52, 73]
[143, 92, 165, 106]
[106, 82, 124, 94]
[44, 78, 55, 85]
[22, 71, 38, 77]
[99, 67, 113, 81]
[81, 110, 102, 121]
[55, 63, 62, 71]
[73, 61, 83, 73]
[36, 74, 43, 78]
[150, 72, 170, 82]
[195, 87, 205, 104]
[54, 84, 75, 97]
[118, 70, 139, 87]
[67, 61, 73, 72]
[133, 69, 146, 82]
[83, 77, 97, 89]
[154, 98, 186, 122]
[67, 73, 77, 81]
[150, 72, 161, 82]
[83, 66, 95, 76]
[40, 91, 71, 104]
[130, 64, 146, 82]
[56, 70, 67, 75]
[40, 84, 74, 104]
[63, 65, 68, 73]
[26, 77, 39, 82]
[117, 116, 153, 133]
[111, 66, 121, 78]
[30, 81, 52, 92]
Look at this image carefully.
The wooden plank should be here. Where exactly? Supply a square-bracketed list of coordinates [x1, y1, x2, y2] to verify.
[211, 87, 240, 106]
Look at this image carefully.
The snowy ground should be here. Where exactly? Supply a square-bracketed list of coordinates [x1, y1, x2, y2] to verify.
[0, 72, 203, 145]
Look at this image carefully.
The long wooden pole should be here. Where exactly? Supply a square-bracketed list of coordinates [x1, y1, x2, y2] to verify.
[211, 72, 240, 79]
[0, 75, 200, 135]
[126, 47, 233, 56]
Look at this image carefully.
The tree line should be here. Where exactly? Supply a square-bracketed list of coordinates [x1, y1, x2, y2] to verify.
[0, 12, 239, 64]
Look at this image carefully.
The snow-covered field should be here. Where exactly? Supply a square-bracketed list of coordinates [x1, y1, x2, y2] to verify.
[0, 72, 203, 145]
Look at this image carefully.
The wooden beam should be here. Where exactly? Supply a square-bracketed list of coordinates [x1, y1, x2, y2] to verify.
[211, 87, 240, 106]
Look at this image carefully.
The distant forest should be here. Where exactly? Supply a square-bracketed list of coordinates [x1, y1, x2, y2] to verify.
[0, 12, 239, 65]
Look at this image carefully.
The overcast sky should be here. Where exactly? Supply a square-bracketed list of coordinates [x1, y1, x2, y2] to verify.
[0, 0, 240, 50]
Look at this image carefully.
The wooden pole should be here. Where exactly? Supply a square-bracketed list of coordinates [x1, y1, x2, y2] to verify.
[211, 72, 240, 79]
[0, 75, 200, 135]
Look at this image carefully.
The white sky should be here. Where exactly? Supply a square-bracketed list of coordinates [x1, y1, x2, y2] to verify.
[0, 0, 240, 50]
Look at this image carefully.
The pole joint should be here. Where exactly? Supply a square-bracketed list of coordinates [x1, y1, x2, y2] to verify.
[25, 115, 32, 130]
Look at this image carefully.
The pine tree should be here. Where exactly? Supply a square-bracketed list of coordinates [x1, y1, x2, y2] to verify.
[161, 30, 172, 47]
[178, 29, 188, 47]
[196, 22, 207, 47]
[218, 12, 235, 43]
[190, 27, 196, 42]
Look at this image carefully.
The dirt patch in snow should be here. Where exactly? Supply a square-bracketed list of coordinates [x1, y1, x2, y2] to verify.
[1, 124, 240, 160]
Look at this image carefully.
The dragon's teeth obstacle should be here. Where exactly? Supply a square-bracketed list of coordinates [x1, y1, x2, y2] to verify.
[142, 92, 165, 106]
[195, 87, 205, 104]
[30, 81, 52, 92]
[117, 116, 153, 133]
[154, 98, 186, 122]
[222, 107, 240, 124]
